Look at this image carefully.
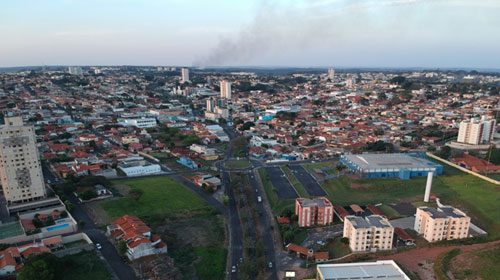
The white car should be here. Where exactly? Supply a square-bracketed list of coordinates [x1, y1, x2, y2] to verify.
[257, 196, 262, 202]
[231, 265, 236, 273]
[95, 243, 102, 250]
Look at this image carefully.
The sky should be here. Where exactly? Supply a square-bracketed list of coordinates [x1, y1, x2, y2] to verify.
[1, 0, 499, 68]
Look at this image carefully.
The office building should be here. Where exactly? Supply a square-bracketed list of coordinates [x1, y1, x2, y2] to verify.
[0, 117, 46, 204]
[414, 206, 470, 242]
[457, 116, 496, 145]
[328, 68, 335, 80]
[220, 80, 231, 99]
[316, 260, 410, 280]
[68, 66, 83, 75]
[295, 197, 334, 227]
[181, 67, 190, 83]
[343, 215, 394, 252]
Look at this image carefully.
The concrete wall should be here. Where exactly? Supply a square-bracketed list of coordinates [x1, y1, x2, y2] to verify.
[426, 152, 500, 185]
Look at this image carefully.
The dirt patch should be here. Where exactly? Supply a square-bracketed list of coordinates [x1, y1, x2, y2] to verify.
[449, 251, 482, 280]
[132, 254, 181, 280]
[377, 240, 500, 280]
[113, 184, 131, 196]
[84, 200, 112, 226]
[350, 183, 372, 189]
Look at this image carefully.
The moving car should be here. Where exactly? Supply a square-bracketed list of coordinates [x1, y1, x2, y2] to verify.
[95, 243, 102, 250]
[231, 266, 237, 273]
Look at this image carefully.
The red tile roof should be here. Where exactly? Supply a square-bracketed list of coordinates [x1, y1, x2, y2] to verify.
[394, 227, 414, 241]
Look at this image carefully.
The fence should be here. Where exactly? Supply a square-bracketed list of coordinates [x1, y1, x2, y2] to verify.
[426, 152, 500, 185]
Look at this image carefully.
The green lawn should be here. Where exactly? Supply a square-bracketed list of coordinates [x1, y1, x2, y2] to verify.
[225, 160, 251, 169]
[486, 173, 500, 181]
[232, 137, 247, 158]
[102, 176, 209, 220]
[194, 247, 227, 280]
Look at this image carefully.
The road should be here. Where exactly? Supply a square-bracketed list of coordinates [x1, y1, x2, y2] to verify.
[288, 165, 327, 196]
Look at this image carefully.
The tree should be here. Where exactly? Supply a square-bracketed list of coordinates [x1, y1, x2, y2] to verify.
[241, 121, 255, 131]
[118, 240, 128, 256]
[435, 146, 451, 159]
[18, 253, 58, 280]
[79, 189, 97, 200]
[488, 147, 500, 165]
[129, 188, 144, 202]
[340, 237, 349, 245]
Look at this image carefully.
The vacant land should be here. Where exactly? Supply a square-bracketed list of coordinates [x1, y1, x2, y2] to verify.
[448, 244, 500, 279]
[326, 236, 351, 259]
[102, 176, 209, 220]
[281, 166, 310, 198]
[59, 251, 111, 280]
[378, 204, 403, 219]
[301, 160, 337, 172]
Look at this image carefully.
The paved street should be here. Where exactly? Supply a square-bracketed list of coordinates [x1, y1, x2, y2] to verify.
[288, 164, 327, 196]
[265, 166, 298, 199]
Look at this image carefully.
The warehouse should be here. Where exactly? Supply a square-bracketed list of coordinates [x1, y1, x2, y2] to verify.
[340, 153, 442, 180]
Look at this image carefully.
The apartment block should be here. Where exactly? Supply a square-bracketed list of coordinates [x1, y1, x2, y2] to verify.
[457, 116, 496, 145]
[220, 80, 231, 99]
[0, 117, 46, 204]
[343, 215, 394, 252]
[414, 206, 470, 242]
[295, 197, 334, 227]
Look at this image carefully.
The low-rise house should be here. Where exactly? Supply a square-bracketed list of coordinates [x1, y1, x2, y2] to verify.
[107, 215, 167, 261]
[118, 161, 161, 176]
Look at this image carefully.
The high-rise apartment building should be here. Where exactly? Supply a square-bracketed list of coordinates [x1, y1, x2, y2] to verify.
[68, 66, 83, 75]
[328, 68, 335, 80]
[0, 117, 46, 204]
[220, 80, 231, 99]
[206, 98, 215, 112]
[181, 68, 190, 83]
[343, 215, 394, 252]
[457, 116, 496, 145]
[414, 206, 470, 242]
[295, 197, 334, 227]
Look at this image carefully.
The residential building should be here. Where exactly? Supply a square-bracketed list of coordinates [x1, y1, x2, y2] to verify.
[68, 66, 83, 75]
[181, 67, 189, 83]
[295, 197, 334, 227]
[340, 153, 442, 180]
[328, 68, 335, 80]
[316, 260, 410, 280]
[343, 215, 394, 252]
[0, 116, 46, 204]
[457, 116, 496, 145]
[206, 98, 215, 112]
[220, 80, 231, 99]
[414, 206, 470, 242]
[107, 215, 167, 261]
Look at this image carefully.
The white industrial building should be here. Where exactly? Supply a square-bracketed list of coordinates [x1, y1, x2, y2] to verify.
[316, 261, 410, 280]
[122, 117, 157, 128]
[457, 116, 496, 145]
[119, 161, 161, 176]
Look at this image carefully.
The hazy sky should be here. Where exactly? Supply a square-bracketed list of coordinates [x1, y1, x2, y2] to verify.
[1, 0, 499, 68]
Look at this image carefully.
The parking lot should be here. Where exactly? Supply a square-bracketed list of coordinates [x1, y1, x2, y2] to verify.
[265, 167, 298, 199]
[289, 165, 327, 196]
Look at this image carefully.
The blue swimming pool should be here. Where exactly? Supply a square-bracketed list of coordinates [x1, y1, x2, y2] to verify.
[55, 219, 66, 224]
[46, 223, 69, 231]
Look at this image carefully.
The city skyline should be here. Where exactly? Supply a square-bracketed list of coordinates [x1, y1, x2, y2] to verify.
[1, 0, 500, 68]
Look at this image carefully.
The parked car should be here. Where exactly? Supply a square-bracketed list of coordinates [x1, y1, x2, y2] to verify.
[317, 241, 326, 246]
[95, 243, 102, 250]
[239, 257, 243, 263]
[257, 196, 262, 202]
[231, 266, 237, 273]
[268, 262, 273, 268]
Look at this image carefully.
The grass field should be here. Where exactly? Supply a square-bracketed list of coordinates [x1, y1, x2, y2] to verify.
[224, 160, 251, 169]
[194, 247, 227, 280]
[486, 173, 500, 181]
[0, 222, 24, 240]
[102, 176, 209, 220]
[319, 160, 500, 237]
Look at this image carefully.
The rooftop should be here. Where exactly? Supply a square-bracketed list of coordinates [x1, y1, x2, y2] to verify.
[317, 260, 410, 280]
[419, 206, 467, 219]
[342, 153, 439, 172]
[346, 215, 392, 229]
[297, 197, 332, 207]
